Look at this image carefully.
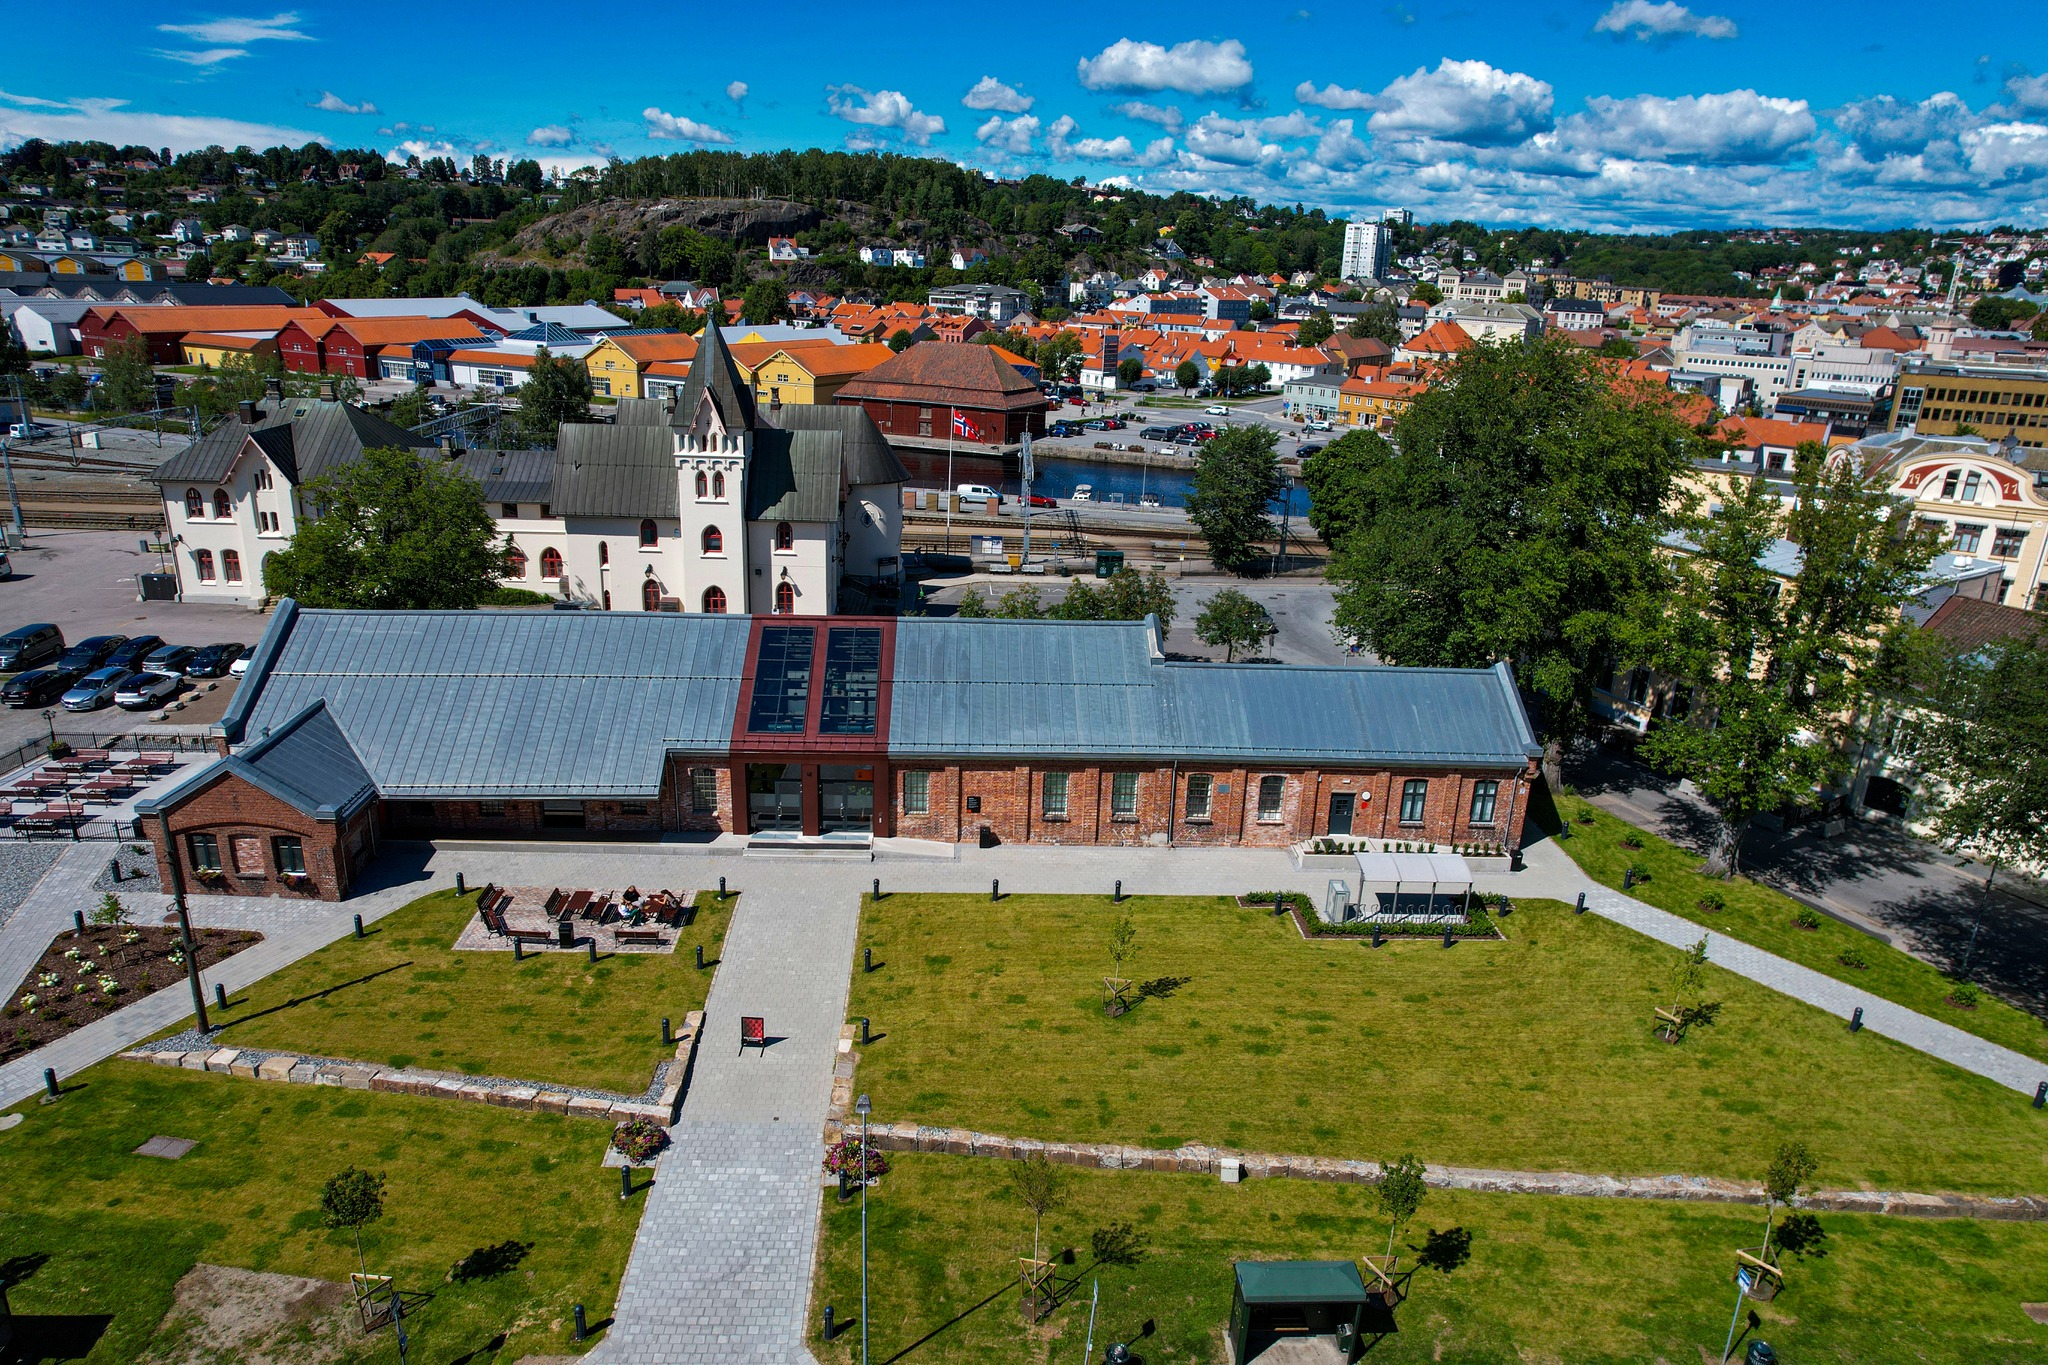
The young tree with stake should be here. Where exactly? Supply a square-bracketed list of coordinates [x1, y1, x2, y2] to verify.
[1375, 1153, 1427, 1264]
[320, 1166, 387, 1275]
[1761, 1141, 1817, 1261]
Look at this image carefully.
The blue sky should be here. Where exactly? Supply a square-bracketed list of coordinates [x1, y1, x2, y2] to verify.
[3, 3, 2046, 230]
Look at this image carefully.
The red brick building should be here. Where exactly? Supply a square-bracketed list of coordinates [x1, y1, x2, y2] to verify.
[79, 303, 322, 363]
[141, 605, 1539, 899]
[834, 340, 1049, 444]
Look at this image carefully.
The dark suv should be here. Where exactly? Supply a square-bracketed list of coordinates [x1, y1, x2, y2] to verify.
[2, 667, 83, 707]
[0, 623, 64, 671]
[187, 643, 246, 678]
[58, 634, 128, 672]
[105, 635, 164, 670]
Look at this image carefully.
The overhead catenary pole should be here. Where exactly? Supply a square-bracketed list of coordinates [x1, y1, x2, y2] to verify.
[945, 406, 957, 553]
[1020, 430, 1033, 567]
[159, 810, 208, 1032]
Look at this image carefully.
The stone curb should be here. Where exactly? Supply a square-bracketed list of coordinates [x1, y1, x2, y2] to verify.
[113, 1022, 705, 1126]
[814, 1118, 2048, 1223]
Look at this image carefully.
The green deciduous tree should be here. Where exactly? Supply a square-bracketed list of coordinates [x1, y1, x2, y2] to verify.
[1298, 428, 1392, 550]
[100, 335, 156, 413]
[516, 346, 591, 445]
[887, 328, 915, 353]
[1968, 296, 2038, 331]
[1195, 588, 1274, 661]
[741, 279, 787, 324]
[1117, 357, 1143, 387]
[1375, 1153, 1427, 1262]
[1297, 310, 1335, 346]
[1641, 450, 1941, 876]
[1011, 1152, 1064, 1266]
[1909, 629, 2048, 879]
[1327, 339, 1691, 775]
[1184, 424, 1282, 575]
[1761, 1141, 1817, 1261]
[262, 446, 507, 609]
[1410, 281, 1443, 306]
[320, 1165, 387, 1275]
[1174, 359, 1200, 394]
[1346, 304, 1401, 345]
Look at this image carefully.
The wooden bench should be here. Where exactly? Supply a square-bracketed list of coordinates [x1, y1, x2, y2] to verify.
[507, 926, 556, 945]
[479, 904, 508, 937]
[614, 928, 667, 947]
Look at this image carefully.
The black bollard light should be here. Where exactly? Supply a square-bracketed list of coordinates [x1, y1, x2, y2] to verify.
[1115, 879, 1123, 903]
[214, 982, 226, 1010]
[872, 877, 880, 900]
[863, 946, 872, 973]
[1274, 892, 1285, 916]
[1850, 1006, 1864, 1033]
[587, 940, 598, 965]
[860, 1016, 871, 1046]
[992, 878, 1000, 902]
[1371, 924, 1382, 948]
[108, 857, 121, 883]
[352, 913, 364, 939]
[661, 1016, 673, 1045]
[456, 871, 466, 894]
[1575, 891, 1586, 914]
[2035, 1080, 2046, 1110]
[1443, 924, 1453, 948]
[695, 943, 704, 969]
[825, 1303, 836, 1340]
[73, 910, 85, 934]
[620, 1164, 632, 1200]
[42, 1067, 59, 1099]
[513, 937, 524, 961]
[719, 876, 727, 899]
[573, 1305, 587, 1343]
[1622, 868, 1635, 891]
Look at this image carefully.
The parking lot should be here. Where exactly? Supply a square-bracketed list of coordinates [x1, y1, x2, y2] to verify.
[0, 529, 263, 752]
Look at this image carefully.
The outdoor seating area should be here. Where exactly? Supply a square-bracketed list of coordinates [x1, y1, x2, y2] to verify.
[0, 747, 188, 838]
[453, 883, 698, 954]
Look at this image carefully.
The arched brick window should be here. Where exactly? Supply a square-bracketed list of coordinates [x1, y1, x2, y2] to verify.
[702, 525, 722, 554]
[775, 521, 793, 551]
[702, 586, 727, 613]
[539, 547, 563, 578]
[639, 518, 658, 547]
[775, 581, 795, 614]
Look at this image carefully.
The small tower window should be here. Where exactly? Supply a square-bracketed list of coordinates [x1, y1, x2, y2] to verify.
[776, 521, 794, 551]
[702, 525, 723, 554]
[639, 518, 658, 547]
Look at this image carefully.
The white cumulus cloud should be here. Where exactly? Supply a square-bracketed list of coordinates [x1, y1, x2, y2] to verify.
[963, 76, 1033, 113]
[1962, 121, 2048, 179]
[158, 12, 311, 43]
[1368, 59, 1555, 146]
[1314, 119, 1369, 169]
[825, 86, 945, 145]
[1295, 81, 1381, 111]
[311, 91, 376, 114]
[1045, 115, 1173, 165]
[1593, 1, 1738, 41]
[1110, 101, 1183, 130]
[1077, 38, 1253, 95]
[527, 125, 575, 147]
[1569, 90, 1815, 164]
[1834, 92, 1977, 157]
[975, 113, 1038, 155]
[726, 80, 748, 103]
[642, 107, 736, 144]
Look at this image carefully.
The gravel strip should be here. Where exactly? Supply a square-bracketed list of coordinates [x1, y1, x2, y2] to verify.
[138, 1031, 674, 1105]
[0, 842, 69, 932]
[93, 849, 161, 896]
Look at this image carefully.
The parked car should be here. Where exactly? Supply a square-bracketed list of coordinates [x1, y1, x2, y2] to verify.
[115, 671, 181, 709]
[229, 653, 253, 678]
[187, 642, 245, 678]
[1306, 418, 1333, 432]
[1140, 426, 1174, 441]
[1205, 404, 1231, 416]
[58, 634, 127, 672]
[7, 422, 51, 440]
[61, 667, 131, 711]
[1139, 493, 1163, 509]
[142, 644, 198, 675]
[104, 635, 163, 670]
[0, 623, 64, 672]
[1025, 493, 1059, 509]
[955, 483, 1000, 502]
[2, 667, 83, 707]
[1047, 421, 1081, 437]
[0, 550, 9, 579]
[1298, 444, 1325, 458]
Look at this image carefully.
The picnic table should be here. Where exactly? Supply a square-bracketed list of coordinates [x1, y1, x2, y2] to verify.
[135, 751, 177, 767]
[77, 777, 133, 803]
[72, 749, 112, 765]
[16, 775, 68, 792]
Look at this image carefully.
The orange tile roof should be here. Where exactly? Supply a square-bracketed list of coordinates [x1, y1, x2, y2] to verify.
[1404, 320, 1473, 354]
[96, 304, 325, 334]
[334, 317, 486, 346]
[761, 342, 892, 379]
[1711, 415, 1834, 450]
[448, 349, 539, 368]
[604, 333, 700, 364]
[180, 331, 274, 350]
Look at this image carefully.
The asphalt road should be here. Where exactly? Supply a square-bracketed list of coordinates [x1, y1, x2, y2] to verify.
[0, 528, 265, 754]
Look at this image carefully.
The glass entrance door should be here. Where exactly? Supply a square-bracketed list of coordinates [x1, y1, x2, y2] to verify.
[819, 764, 874, 833]
[747, 763, 804, 832]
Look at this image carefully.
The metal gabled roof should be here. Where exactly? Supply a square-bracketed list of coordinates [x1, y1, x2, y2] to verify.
[230, 607, 753, 798]
[771, 404, 908, 488]
[152, 399, 432, 487]
[140, 700, 375, 822]
[673, 323, 757, 433]
[450, 448, 556, 505]
[551, 423, 679, 518]
[745, 428, 844, 523]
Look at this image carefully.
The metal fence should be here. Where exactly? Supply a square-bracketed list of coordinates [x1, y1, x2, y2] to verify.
[0, 732, 215, 843]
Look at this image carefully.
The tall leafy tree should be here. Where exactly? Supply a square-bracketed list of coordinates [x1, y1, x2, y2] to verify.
[262, 446, 507, 609]
[1639, 451, 1940, 875]
[1195, 588, 1275, 661]
[1174, 359, 1200, 394]
[1184, 424, 1283, 576]
[1299, 428, 1393, 550]
[740, 279, 787, 324]
[516, 346, 591, 445]
[1296, 310, 1335, 346]
[1908, 628, 2048, 880]
[1326, 338, 1690, 774]
[100, 335, 156, 413]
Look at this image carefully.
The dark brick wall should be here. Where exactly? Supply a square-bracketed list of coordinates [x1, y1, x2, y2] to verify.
[147, 769, 365, 901]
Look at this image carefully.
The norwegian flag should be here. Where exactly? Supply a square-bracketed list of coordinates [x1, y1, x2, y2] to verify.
[952, 409, 981, 440]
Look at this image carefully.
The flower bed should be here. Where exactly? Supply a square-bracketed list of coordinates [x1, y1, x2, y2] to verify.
[610, 1116, 670, 1165]
[3, 918, 260, 1061]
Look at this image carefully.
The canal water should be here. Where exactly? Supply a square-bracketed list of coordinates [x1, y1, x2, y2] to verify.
[893, 449, 1315, 519]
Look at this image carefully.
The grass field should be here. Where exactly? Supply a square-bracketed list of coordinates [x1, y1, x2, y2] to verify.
[1544, 788, 2048, 1064]
[810, 1153, 2048, 1365]
[845, 894, 2048, 1193]
[0, 1060, 638, 1363]
[203, 888, 733, 1093]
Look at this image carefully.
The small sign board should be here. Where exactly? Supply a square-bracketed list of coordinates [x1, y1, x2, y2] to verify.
[1736, 1267, 1753, 1295]
[740, 1015, 766, 1054]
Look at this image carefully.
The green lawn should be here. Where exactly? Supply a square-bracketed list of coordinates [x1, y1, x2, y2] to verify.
[846, 894, 2048, 1193]
[1545, 788, 2048, 1064]
[204, 888, 733, 1093]
[0, 1060, 639, 1363]
[811, 1152, 2048, 1365]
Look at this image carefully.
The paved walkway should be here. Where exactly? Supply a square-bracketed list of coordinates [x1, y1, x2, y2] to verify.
[0, 844, 435, 1110]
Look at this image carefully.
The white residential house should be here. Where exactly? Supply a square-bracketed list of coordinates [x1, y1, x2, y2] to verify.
[1426, 299, 1545, 344]
[219, 224, 252, 243]
[951, 248, 987, 270]
[767, 238, 809, 263]
[859, 246, 894, 267]
[171, 218, 207, 245]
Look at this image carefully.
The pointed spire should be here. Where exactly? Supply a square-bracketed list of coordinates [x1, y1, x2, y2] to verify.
[675, 322, 757, 434]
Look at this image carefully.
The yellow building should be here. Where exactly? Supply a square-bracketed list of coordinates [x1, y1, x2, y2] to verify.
[1889, 358, 2048, 450]
[180, 332, 280, 369]
[579, 333, 698, 399]
[1337, 375, 1422, 429]
[747, 342, 893, 407]
[1866, 431, 2048, 609]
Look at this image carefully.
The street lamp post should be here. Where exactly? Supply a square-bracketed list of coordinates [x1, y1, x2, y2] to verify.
[1962, 857, 2000, 978]
[855, 1091, 872, 1365]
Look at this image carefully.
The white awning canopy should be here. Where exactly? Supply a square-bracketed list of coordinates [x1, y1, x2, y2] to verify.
[1354, 851, 1472, 888]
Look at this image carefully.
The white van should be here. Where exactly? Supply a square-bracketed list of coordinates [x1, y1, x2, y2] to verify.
[956, 483, 1000, 502]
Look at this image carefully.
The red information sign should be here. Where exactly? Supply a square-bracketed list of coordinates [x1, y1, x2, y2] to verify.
[740, 1015, 766, 1053]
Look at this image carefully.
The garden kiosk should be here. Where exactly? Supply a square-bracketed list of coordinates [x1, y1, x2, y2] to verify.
[1228, 1260, 1383, 1363]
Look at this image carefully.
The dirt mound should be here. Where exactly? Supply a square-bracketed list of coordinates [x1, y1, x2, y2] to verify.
[141, 1263, 357, 1365]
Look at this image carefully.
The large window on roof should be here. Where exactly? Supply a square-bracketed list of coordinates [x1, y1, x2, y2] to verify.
[818, 627, 882, 735]
[746, 626, 815, 734]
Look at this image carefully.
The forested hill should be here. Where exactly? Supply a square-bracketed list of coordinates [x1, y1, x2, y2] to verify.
[2, 138, 1940, 310]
